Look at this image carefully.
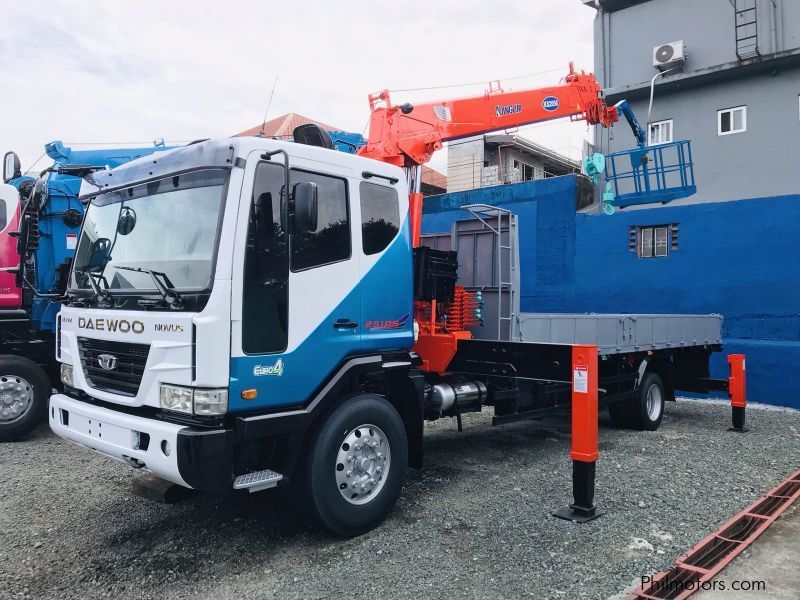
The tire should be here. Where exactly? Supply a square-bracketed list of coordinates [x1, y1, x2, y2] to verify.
[608, 372, 665, 431]
[0, 355, 51, 442]
[304, 394, 408, 536]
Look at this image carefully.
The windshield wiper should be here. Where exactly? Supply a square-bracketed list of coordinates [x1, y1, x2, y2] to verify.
[114, 266, 185, 309]
[74, 270, 113, 307]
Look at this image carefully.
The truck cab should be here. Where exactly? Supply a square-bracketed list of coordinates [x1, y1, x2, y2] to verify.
[50, 138, 417, 534]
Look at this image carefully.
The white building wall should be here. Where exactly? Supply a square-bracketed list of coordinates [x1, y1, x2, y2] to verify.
[447, 136, 484, 193]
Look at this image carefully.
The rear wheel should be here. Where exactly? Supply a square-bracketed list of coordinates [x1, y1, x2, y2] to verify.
[609, 372, 665, 431]
[304, 394, 408, 536]
[0, 356, 51, 442]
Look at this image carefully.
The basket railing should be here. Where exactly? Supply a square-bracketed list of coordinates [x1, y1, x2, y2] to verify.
[605, 140, 696, 207]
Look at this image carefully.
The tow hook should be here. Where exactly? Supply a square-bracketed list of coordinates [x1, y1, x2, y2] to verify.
[122, 455, 146, 469]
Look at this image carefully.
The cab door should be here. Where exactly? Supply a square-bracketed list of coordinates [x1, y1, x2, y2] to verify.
[229, 151, 362, 412]
[357, 178, 414, 353]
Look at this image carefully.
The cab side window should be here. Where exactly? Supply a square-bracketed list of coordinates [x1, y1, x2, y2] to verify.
[242, 162, 288, 354]
[290, 170, 350, 271]
[360, 181, 400, 255]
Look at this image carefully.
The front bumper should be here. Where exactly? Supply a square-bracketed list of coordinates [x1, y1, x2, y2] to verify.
[49, 394, 234, 491]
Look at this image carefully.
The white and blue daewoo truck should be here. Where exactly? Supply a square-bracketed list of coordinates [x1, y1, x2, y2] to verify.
[48, 130, 734, 535]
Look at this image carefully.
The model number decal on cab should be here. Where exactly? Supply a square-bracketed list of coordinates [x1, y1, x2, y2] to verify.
[154, 323, 184, 333]
[78, 317, 145, 334]
[365, 314, 409, 331]
[254, 358, 284, 377]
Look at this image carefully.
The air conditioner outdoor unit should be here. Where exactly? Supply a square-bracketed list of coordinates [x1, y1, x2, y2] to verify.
[653, 41, 686, 71]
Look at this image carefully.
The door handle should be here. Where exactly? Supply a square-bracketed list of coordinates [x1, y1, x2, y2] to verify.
[333, 319, 358, 329]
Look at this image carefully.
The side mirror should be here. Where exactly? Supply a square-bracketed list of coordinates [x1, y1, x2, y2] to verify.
[292, 182, 318, 234]
[3, 152, 21, 183]
[116, 207, 137, 236]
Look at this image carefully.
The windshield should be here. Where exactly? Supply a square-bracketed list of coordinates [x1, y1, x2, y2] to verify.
[70, 169, 227, 292]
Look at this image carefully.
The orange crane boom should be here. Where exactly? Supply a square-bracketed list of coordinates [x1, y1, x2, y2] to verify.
[359, 63, 617, 168]
[357, 63, 620, 246]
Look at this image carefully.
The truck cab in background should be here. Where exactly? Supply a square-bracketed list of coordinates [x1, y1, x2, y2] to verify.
[0, 177, 22, 310]
[0, 141, 171, 441]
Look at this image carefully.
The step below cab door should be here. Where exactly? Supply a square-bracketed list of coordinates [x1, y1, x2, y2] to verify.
[229, 150, 361, 412]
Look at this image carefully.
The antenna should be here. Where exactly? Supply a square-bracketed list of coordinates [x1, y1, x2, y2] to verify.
[257, 75, 279, 137]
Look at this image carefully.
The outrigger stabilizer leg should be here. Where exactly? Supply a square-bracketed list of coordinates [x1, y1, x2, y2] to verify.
[554, 345, 601, 523]
[727, 354, 748, 433]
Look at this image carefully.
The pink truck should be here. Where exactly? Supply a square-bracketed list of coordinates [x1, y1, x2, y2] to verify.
[0, 182, 21, 310]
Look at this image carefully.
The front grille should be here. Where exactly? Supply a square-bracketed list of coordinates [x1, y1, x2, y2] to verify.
[78, 337, 150, 397]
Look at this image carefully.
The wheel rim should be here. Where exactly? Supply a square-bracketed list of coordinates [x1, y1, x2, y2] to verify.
[645, 383, 663, 421]
[0, 375, 35, 424]
[335, 424, 391, 505]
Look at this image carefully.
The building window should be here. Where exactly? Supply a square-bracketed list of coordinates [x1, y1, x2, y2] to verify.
[718, 106, 747, 136]
[637, 225, 676, 258]
[648, 119, 673, 145]
[512, 159, 535, 182]
[360, 180, 400, 255]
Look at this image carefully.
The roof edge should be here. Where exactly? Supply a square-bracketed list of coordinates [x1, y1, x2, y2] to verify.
[582, 0, 652, 12]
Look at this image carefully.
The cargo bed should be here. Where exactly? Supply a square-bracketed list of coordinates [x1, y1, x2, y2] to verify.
[512, 313, 722, 355]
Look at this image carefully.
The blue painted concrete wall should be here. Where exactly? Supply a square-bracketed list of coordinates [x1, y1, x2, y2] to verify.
[423, 175, 800, 408]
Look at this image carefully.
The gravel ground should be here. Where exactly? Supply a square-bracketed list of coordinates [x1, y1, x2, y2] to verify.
[1, 399, 798, 600]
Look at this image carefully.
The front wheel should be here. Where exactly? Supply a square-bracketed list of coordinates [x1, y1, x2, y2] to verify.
[305, 394, 408, 536]
[0, 356, 51, 442]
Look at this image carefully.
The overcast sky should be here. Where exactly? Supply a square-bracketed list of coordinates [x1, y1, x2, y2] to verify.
[1, 1, 597, 175]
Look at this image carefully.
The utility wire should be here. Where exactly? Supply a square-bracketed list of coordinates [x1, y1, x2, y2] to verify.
[360, 114, 372, 138]
[388, 67, 565, 93]
[22, 151, 47, 176]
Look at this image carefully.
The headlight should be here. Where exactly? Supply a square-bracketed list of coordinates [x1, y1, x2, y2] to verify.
[159, 384, 193, 414]
[193, 389, 228, 416]
[159, 384, 228, 416]
[60, 363, 74, 387]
